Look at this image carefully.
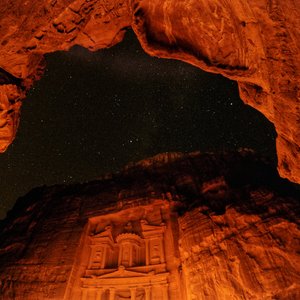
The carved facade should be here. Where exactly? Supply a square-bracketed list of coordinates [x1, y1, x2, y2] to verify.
[65, 200, 183, 300]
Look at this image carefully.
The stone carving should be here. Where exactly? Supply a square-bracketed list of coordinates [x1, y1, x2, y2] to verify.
[66, 203, 181, 300]
[116, 232, 142, 267]
[89, 225, 115, 270]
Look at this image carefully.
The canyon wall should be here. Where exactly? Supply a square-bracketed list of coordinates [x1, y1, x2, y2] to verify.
[0, 0, 299, 183]
[0, 151, 299, 299]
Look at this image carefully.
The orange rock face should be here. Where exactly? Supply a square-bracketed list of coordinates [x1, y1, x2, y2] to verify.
[0, 0, 299, 182]
[0, 151, 299, 299]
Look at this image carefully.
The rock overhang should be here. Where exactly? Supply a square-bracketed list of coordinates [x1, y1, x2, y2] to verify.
[0, 0, 299, 183]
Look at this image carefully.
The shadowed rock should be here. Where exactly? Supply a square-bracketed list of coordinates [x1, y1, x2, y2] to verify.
[0, 150, 299, 299]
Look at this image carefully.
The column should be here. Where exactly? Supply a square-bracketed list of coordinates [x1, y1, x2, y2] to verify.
[129, 244, 133, 267]
[101, 246, 107, 269]
[109, 287, 116, 300]
[90, 289, 97, 299]
[81, 288, 88, 300]
[160, 238, 165, 263]
[130, 287, 137, 300]
[162, 284, 169, 300]
[145, 239, 149, 265]
[118, 246, 122, 266]
[96, 288, 104, 300]
[145, 286, 151, 300]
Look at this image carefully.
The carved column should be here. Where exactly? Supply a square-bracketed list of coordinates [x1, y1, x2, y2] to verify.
[81, 288, 88, 300]
[109, 287, 116, 300]
[96, 288, 104, 300]
[145, 286, 151, 300]
[161, 284, 169, 300]
[145, 239, 149, 265]
[101, 246, 108, 269]
[90, 288, 97, 299]
[129, 244, 133, 267]
[160, 237, 165, 263]
[130, 287, 137, 300]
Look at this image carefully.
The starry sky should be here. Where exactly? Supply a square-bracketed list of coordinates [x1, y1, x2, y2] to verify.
[0, 30, 277, 219]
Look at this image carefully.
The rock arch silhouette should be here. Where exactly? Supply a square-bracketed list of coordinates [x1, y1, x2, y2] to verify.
[0, 0, 299, 182]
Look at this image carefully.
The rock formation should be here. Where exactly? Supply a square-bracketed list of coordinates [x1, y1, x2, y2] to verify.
[0, 1, 299, 183]
[0, 150, 299, 299]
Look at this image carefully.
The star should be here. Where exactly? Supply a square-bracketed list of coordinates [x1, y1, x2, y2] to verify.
[0, 30, 277, 219]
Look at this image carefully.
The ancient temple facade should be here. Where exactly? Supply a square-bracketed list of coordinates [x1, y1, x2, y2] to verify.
[64, 199, 184, 300]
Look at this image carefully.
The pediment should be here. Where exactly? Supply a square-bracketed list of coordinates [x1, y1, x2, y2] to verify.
[91, 226, 114, 241]
[92, 231, 113, 239]
[98, 267, 148, 278]
[141, 220, 165, 235]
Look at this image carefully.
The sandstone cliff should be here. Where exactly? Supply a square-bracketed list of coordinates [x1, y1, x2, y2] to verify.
[0, 150, 299, 299]
[0, 0, 299, 183]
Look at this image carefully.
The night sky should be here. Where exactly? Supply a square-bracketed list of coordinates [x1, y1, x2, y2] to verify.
[0, 30, 276, 219]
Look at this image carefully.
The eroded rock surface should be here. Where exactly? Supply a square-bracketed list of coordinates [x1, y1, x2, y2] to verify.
[0, 0, 299, 182]
[0, 150, 299, 299]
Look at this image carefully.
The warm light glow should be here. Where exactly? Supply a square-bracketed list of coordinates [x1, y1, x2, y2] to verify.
[64, 201, 185, 300]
